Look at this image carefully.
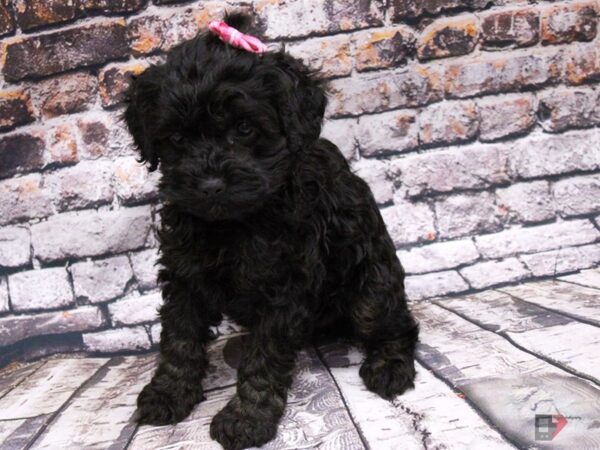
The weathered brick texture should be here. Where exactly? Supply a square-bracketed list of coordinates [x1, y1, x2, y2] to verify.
[3, 19, 128, 81]
[9, 267, 73, 311]
[0, 0, 599, 361]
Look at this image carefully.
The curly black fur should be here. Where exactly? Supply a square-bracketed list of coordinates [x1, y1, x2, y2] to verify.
[124, 12, 419, 450]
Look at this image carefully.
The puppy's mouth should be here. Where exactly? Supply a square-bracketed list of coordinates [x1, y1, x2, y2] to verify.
[164, 182, 270, 222]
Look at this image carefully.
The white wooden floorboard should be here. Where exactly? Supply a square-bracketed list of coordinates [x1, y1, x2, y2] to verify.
[0, 358, 108, 420]
[499, 280, 600, 326]
[558, 268, 600, 289]
[29, 355, 156, 450]
[414, 302, 600, 449]
[318, 342, 513, 450]
[0, 419, 26, 443]
[129, 348, 363, 450]
[436, 290, 600, 383]
[0, 361, 43, 400]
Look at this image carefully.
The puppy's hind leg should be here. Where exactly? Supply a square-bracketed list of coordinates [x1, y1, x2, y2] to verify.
[350, 267, 419, 400]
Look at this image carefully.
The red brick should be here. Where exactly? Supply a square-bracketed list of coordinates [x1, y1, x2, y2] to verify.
[0, 0, 15, 36]
[564, 43, 600, 85]
[31, 72, 98, 119]
[0, 90, 36, 132]
[47, 124, 78, 166]
[417, 15, 479, 61]
[99, 62, 148, 107]
[478, 94, 536, 142]
[77, 116, 111, 159]
[14, 0, 76, 31]
[80, 0, 147, 14]
[481, 8, 540, 49]
[445, 49, 561, 98]
[354, 26, 415, 72]
[542, 1, 598, 45]
[0, 131, 45, 179]
[3, 19, 128, 81]
[113, 156, 159, 204]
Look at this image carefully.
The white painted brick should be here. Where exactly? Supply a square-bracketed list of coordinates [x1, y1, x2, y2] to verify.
[475, 220, 600, 259]
[0, 173, 55, 225]
[9, 267, 73, 311]
[460, 258, 531, 289]
[44, 160, 114, 211]
[150, 323, 162, 345]
[496, 180, 555, 223]
[286, 34, 352, 78]
[510, 129, 600, 179]
[71, 255, 134, 303]
[357, 109, 418, 156]
[478, 93, 536, 142]
[0, 226, 30, 268]
[108, 292, 162, 326]
[113, 156, 159, 205]
[553, 174, 600, 217]
[435, 192, 506, 239]
[390, 143, 510, 197]
[397, 239, 480, 274]
[321, 118, 358, 161]
[0, 306, 105, 347]
[83, 326, 151, 353]
[418, 100, 478, 147]
[0, 277, 8, 313]
[130, 248, 160, 291]
[381, 201, 436, 247]
[352, 158, 392, 205]
[519, 244, 600, 277]
[405, 270, 469, 301]
[31, 206, 153, 263]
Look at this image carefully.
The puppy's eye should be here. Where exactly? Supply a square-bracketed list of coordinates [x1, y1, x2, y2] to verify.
[236, 121, 254, 137]
[170, 133, 184, 145]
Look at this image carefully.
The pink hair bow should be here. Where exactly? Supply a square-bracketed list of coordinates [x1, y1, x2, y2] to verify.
[208, 20, 267, 54]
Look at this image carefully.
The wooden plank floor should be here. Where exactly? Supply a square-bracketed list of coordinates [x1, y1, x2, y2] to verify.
[1, 268, 600, 449]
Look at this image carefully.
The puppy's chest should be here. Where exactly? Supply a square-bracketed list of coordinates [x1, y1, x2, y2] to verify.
[205, 233, 291, 291]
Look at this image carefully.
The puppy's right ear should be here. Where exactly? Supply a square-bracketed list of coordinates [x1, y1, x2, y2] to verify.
[124, 66, 163, 171]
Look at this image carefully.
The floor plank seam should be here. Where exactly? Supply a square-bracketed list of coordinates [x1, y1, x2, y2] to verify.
[0, 362, 47, 403]
[313, 345, 370, 450]
[23, 357, 118, 450]
[414, 354, 520, 450]
[496, 289, 600, 329]
[432, 301, 600, 389]
[553, 278, 600, 292]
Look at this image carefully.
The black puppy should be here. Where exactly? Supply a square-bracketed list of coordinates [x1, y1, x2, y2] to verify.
[124, 13, 419, 450]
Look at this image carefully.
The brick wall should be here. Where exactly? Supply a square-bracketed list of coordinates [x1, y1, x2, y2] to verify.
[1, 0, 600, 363]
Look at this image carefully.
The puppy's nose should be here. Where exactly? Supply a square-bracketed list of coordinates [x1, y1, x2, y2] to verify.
[199, 177, 226, 196]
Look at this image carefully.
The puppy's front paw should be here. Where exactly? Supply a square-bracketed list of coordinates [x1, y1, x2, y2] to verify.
[360, 355, 416, 400]
[210, 398, 278, 450]
[136, 380, 203, 425]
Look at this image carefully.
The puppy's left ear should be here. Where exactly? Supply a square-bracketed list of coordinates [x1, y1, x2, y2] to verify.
[124, 65, 164, 171]
[272, 54, 327, 151]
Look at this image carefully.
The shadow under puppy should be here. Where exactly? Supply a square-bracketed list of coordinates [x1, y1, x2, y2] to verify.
[124, 12, 419, 450]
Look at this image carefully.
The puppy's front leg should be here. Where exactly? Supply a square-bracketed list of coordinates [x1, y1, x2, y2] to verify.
[210, 307, 309, 450]
[137, 276, 214, 425]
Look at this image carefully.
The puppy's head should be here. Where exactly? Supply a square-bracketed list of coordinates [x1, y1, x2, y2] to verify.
[124, 13, 327, 221]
